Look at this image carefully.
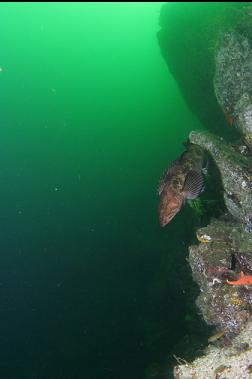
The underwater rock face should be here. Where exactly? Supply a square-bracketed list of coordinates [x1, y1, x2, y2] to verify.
[158, 4, 252, 377]
[181, 131, 252, 377]
[176, 218, 252, 378]
[214, 30, 252, 141]
[173, 320, 252, 379]
[158, 2, 250, 134]
[190, 130, 252, 226]
[187, 130, 252, 335]
[189, 219, 252, 333]
[214, 32, 252, 115]
[235, 93, 252, 145]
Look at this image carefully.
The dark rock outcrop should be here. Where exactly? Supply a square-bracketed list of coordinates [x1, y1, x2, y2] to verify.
[158, 2, 249, 135]
[214, 25, 252, 145]
[190, 130, 252, 226]
[189, 218, 252, 334]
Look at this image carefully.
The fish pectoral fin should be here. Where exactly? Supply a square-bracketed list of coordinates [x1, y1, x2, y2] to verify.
[183, 170, 204, 200]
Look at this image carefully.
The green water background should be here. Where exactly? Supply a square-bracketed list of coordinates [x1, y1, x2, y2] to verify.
[0, 3, 204, 379]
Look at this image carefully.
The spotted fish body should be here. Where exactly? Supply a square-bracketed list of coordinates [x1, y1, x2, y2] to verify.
[158, 143, 205, 227]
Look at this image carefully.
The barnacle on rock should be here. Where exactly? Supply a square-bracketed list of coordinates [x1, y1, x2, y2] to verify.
[196, 231, 212, 243]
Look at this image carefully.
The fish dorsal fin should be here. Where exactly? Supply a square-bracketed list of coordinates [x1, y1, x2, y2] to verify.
[240, 271, 245, 277]
[183, 170, 204, 200]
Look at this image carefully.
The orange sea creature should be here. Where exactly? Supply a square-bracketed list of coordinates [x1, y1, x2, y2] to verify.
[226, 271, 252, 286]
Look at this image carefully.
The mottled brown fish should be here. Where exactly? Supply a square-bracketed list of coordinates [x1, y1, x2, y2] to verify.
[158, 143, 205, 227]
[208, 329, 227, 343]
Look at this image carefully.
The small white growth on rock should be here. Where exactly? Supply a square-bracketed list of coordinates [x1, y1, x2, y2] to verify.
[242, 180, 247, 189]
[202, 234, 211, 241]
[210, 278, 222, 286]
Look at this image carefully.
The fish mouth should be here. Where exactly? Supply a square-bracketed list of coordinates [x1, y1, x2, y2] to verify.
[159, 209, 178, 227]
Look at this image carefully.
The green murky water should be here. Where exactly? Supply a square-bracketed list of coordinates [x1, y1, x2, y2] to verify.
[0, 3, 209, 379]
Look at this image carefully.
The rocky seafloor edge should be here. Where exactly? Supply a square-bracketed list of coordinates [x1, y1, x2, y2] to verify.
[174, 319, 252, 379]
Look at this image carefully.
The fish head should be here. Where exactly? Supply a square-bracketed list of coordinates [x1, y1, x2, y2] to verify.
[158, 190, 183, 227]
